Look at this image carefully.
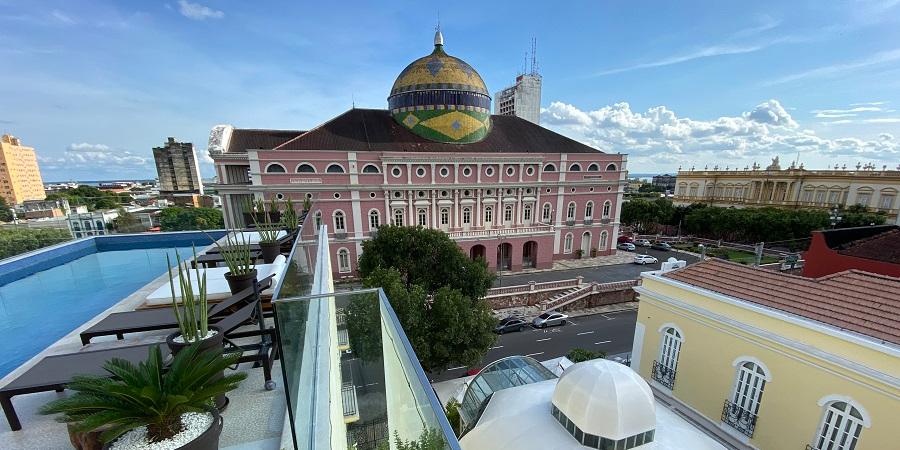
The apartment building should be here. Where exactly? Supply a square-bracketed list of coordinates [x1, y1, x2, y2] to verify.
[0, 134, 46, 205]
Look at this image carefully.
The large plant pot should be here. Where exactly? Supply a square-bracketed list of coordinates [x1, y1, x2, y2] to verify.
[166, 326, 228, 410]
[259, 242, 281, 264]
[103, 408, 223, 450]
[224, 269, 257, 295]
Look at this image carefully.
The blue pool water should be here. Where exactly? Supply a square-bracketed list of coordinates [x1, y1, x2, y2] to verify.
[0, 246, 198, 377]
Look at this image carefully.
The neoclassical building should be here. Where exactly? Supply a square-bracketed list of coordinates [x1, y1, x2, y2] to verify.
[672, 158, 900, 224]
[209, 31, 626, 277]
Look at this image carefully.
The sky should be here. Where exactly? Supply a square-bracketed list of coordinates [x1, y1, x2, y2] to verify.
[1, 1, 899, 181]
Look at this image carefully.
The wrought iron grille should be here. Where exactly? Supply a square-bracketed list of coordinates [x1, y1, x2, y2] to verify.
[721, 399, 758, 438]
[651, 360, 677, 390]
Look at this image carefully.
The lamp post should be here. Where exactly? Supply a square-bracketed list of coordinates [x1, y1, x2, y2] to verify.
[829, 206, 842, 229]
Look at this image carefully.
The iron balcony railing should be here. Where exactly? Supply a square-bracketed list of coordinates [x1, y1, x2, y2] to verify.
[651, 360, 676, 390]
[721, 399, 758, 438]
[805, 445, 816, 450]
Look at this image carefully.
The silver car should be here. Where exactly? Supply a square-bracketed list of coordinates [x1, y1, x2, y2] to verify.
[532, 311, 569, 328]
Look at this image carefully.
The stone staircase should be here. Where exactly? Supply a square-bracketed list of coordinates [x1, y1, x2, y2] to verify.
[540, 284, 594, 311]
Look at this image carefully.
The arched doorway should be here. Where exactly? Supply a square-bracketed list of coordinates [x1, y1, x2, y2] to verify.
[581, 231, 592, 256]
[470, 244, 486, 261]
[497, 243, 512, 271]
[522, 241, 537, 269]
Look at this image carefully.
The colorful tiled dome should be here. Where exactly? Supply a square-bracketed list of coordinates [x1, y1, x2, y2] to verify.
[388, 30, 492, 143]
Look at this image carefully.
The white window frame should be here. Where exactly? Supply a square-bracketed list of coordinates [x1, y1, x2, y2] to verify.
[368, 209, 380, 230]
[606, 163, 617, 171]
[813, 399, 868, 450]
[658, 325, 683, 372]
[599, 230, 608, 250]
[542, 203, 552, 222]
[730, 359, 770, 418]
[333, 210, 346, 232]
[504, 204, 514, 223]
[265, 162, 287, 173]
[484, 206, 493, 224]
[440, 208, 450, 227]
[543, 163, 556, 172]
[337, 248, 351, 273]
[566, 202, 576, 220]
[361, 164, 380, 174]
[602, 201, 611, 219]
[584, 201, 594, 219]
[417, 208, 428, 227]
[523, 204, 532, 221]
[326, 163, 346, 174]
[569, 163, 582, 172]
[393, 208, 404, 226]
[295, 162, 316, 173]
[462, 207, 472, 225]
[563, 233, 573, 254]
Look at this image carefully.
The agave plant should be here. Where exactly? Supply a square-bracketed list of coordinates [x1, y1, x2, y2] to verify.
[210, 230, 255, 276]
[40, 343, 246, 444]
[280, 197, 299, 231]
[248, 199, 281, 244]
[166, 246, 208, 343]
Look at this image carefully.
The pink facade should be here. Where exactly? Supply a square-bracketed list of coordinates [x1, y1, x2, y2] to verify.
[212, 137, 626, 278]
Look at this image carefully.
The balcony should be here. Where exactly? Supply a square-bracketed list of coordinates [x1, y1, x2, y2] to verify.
[446, 224, 554, 240]
[651, 360, 676, 390]
[584, 218, 594, 225]
[565, 219, 576, 226]
[721, 399, 758, 438]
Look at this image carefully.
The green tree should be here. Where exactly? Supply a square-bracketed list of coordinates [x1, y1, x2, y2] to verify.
[566, 348, 605, 363]
[0, 197, 13, 222]
[159, 207, 224, 231]
[358, 225, 494, 299]
[45, 185, 131, 211]
[637, 183, 665, 193]
[839, 205, 888, 228]
[0, 228, 73, 259]
[112, 207, 145, 233]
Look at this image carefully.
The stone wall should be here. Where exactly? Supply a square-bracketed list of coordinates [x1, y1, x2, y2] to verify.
[558, 288, 635, 312]
[484, 288, 565, 309]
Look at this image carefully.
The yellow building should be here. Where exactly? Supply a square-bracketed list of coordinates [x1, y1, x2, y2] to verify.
[672, 158, 900, 225]
[0, 134, 46, 205]
[631, 259, 899, 450]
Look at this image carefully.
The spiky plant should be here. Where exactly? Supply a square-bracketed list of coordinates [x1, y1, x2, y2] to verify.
[248, 199, 281, 244]
[280, 197, 299, 231]
[166, 246, 208, 343]
[40, 343, 246, 444]
[209, 230, 255, 276]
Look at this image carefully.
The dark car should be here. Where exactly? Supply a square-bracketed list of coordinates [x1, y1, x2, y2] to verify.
[651, 242, 672, 251]
[494, 316, 528, 334]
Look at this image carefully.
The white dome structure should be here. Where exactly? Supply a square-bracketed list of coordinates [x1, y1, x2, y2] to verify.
[552, 359, 656, 441]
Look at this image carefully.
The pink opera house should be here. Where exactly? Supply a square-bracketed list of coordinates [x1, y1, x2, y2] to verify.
[209, 31, 626, 278]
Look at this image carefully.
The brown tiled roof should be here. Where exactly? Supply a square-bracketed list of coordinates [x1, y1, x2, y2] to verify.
[836, 228, 900, 265]
[661, 259, 900, 345]
[274, 108, 604, 154]
[227, 128, 305, 153]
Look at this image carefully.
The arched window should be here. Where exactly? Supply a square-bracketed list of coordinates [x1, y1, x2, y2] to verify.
[543, 163, 556, 172]
[326, 163, 345, 173]
[440, 208, 450, 226]
[337, 248, 351, 273]
[333, 210, 346, 232]
[504, 204, 514, 222]
[653, 327, 682, 389]
[584, 201, 594, 219]
[602, 201, 611, 218]
[314, 211, 322, 230]
[393, 209, 404, 226]
[417, 208, 428, 227]
[265, 163, 287, 173]
[368, 210, 380, 230]
[566, 202, 576, 220]
[569, 163, 582, 172]
[814, 401, 867, 450]
[362, 164, 380, 174]
[599, 230, 608, 250]
[542, 203, 552, 222]
[587, 163, 600, 172]
[462, 207, 472, 225]
[726, 360, 768, 434]
[606, 163, 617, 171]
[484, 206, 493, 224]
[564, 233, 573, 253]
[296, 163, 315, 173]
[523, 204, 532, 221]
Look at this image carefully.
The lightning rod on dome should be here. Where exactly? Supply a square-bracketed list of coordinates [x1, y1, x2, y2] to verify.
[434, 12, 443, 46]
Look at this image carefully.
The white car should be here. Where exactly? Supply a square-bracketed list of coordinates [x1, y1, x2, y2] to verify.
[532, 311, 569, 328]
[635, 239, 652, 247]
[617, 242, 636, 251]
[634, 254, 659, 265]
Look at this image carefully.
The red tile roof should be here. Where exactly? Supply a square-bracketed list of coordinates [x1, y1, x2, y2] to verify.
[660, 259, 900, 345]
[836, 228, 900, 265]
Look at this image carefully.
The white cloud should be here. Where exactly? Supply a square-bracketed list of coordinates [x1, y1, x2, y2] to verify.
[38, 143, 149, 171]
[50, 10, 76, 25]
[765, 48, 900, 85]
[540, 99, 899, 170]
[849, 101, 888, 106]
[177, 0, 224, 21]
[594, 44, 764, 76]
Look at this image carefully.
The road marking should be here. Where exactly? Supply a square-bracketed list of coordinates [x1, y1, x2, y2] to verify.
[448, 366, 466, 371]
[364, 382, 379, 387]
[577, 331, 595, 336]
[525, 352, 545, 357]
[600, 314, 616, 320]
[489, 345, 504, 350]
[594, 340, 612, 345]
[536, 338, 552, 342]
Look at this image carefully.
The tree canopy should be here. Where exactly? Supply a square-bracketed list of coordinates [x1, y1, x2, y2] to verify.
[45, 185, 131, 211]
[112, 207, 146, 233]
[0, 228, 72, 259]
[0, 197, 13, 222]
[358, 225, 494, 299]
[159, 207, 224, 231]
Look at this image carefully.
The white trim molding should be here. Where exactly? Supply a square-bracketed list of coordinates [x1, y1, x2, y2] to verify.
[816, 395, 872, 427]
[731, 356, 773, 382]
[658, 322, 687, 342]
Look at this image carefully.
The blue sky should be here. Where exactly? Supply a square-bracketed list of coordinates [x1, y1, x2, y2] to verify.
[1, 0, 899, 181]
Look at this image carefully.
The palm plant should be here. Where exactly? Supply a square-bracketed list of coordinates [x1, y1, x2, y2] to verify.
[40, 343, 246, 444]
[166, 246, 208, 343]
[211, 230, 255, 276]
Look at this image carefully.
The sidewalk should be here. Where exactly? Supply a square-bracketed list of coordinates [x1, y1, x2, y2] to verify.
[493, 300, 638, 321]
[512, 251, 635, 275]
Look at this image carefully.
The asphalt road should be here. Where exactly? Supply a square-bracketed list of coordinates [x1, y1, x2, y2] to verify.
[494, 247, 700, 286]
[430, 309, 638, 381]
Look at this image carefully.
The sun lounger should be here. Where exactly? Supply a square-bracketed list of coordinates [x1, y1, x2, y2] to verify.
[78, 276, 274, 345]
[143, 255, 287, 306]
[0, 295, 276, 431]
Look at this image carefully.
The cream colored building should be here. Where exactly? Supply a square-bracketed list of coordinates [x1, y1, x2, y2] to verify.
[672, 159, 900, 224]
[0, 134, 46, 205]
[631, 259, 899, 450]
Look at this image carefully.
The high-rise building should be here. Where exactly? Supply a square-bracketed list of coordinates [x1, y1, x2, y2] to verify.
[0, 134, 46, 205]
[152, 137, 204, 205]
[494, 74, 542, 125]
[650, 174, 676, 192]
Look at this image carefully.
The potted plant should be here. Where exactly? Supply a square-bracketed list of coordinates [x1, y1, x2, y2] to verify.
[40, 343, 246, 450]
[164, 247, 220, 355]
[280, 197, 300, 232]
[575, 249, 584, 259]
[252, 204, 283, 264]
[213, 231, 257, 294]
[590, 248, 598, 258]
[302, 195, 312, 213]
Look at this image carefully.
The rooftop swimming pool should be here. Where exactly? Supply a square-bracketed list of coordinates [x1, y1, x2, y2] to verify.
[0, 232, 223, 378]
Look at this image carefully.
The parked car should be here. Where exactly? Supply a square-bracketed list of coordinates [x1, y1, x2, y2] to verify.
[617, 235, 634, 244]
[617, 242, 636, 251]
[634, 254, 659, 265]
[532, 311, 569, 328]
[651, 242, 672, 251]
[494, 316, 528, 334]
[635, 239, 652, 247]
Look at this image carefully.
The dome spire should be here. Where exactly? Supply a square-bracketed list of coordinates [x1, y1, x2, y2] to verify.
[434, 20, 443, 47]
